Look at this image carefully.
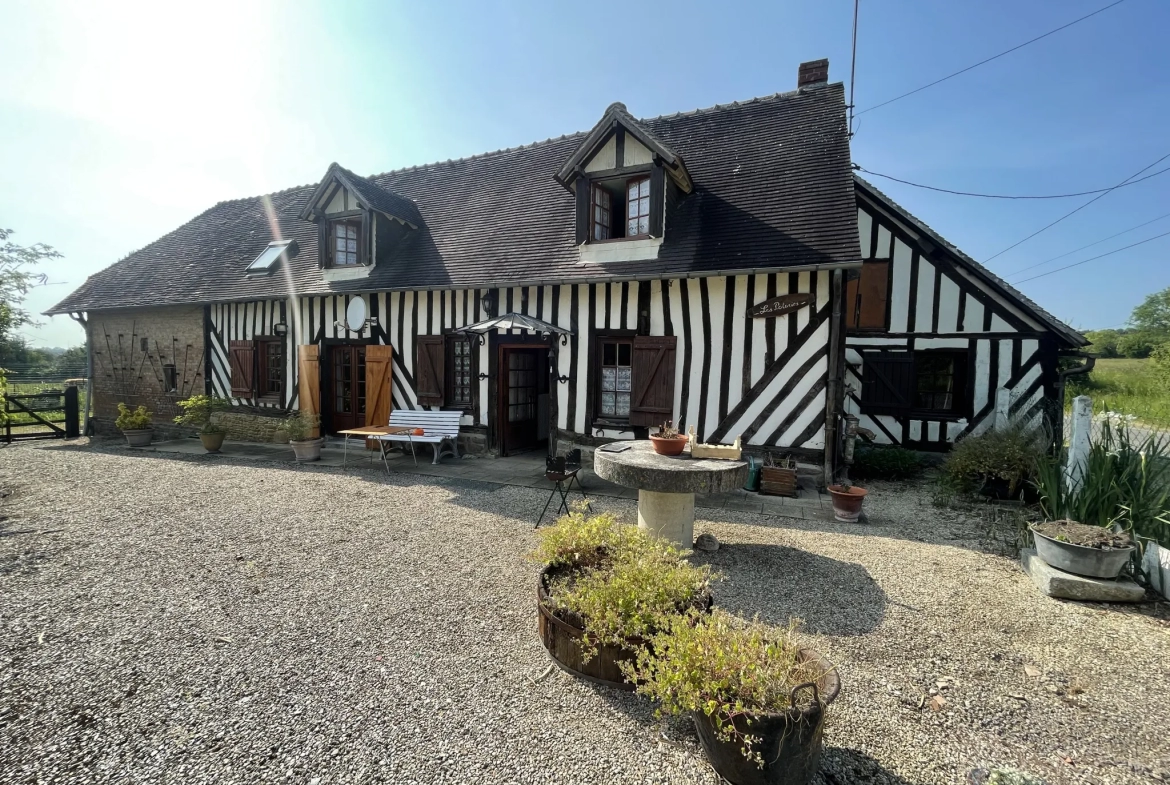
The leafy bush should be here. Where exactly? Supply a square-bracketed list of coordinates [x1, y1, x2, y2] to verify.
[173, 394, 229, 434]
[283, 410, 320, 441]
[534, 510, 713, 659]
[942, 426, 1046, 495]
[1152, 342, 1170, 387]
[624, 610, 826, 766]
[1116, 331, 1160, 359]
[114, 403, 152, 431]
[1033, 416, 1170, 548]
[851, 445, 922, 480]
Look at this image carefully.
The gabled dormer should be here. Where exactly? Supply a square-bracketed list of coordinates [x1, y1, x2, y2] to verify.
[300, 163, 420, 281]
[557, 103, 693, 263]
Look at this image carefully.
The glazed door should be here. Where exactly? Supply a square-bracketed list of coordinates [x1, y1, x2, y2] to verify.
[500, 348, 539, 455]
[327, 344, 366, 433]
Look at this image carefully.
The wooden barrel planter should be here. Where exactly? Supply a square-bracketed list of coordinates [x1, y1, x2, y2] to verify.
[537, 564, 711, 691]
[692, 648, 841, 785]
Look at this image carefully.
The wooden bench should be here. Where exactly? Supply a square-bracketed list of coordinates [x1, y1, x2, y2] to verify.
[376, 410, 462, 465]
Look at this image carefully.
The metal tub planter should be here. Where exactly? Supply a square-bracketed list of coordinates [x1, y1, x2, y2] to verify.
[1031, 521, 1135, 579]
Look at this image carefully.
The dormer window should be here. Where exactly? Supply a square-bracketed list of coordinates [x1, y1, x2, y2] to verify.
[589, 175, 652, 242]
[330, 219, 362, 267]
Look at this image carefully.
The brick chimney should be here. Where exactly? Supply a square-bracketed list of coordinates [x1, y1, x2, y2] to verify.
[797, 59, 829, 89]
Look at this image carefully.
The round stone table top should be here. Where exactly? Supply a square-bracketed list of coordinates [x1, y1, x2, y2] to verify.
[593, 441, 748, 495]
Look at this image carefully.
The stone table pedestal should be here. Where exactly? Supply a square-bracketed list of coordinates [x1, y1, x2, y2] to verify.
[594, 441, 748, 549]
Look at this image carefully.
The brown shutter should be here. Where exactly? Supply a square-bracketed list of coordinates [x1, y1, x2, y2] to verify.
[844, 274, 860, 329]
[574, 175, 589, 245]
[365, 344, 393, 427]
[860, 351, 913, 416]
[628, 335, 677, 427]
[229, 340, 255, 397]
[415, 336, 445, 407]
[858, 261, 890, 329]
[317, 221, 329, 268]
[297, 344, 321, 438]
[648, 162, 665, 238]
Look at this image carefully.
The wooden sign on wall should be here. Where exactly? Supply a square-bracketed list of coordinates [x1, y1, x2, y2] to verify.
[747, 293, 815, 319]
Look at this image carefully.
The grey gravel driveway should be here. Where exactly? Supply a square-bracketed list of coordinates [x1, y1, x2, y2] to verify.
[1, 440, 1168, 785]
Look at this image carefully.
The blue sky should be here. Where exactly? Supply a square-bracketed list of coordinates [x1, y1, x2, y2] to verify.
[2, 0, 1166, 349]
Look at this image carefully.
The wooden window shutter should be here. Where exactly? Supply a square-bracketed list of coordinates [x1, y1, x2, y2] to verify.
[858, 261, 890, 329]
[860, 351, 914, 416]
[415, 336, 445, 407]
[648, 162, 665, 238]
[844, 273, 860, 329]
[574, 175, 590, 245]
[229, 340, 255, 397]
[628, 336, 677, 427]
[297, 344, 321, 439]
[317, 221, 329, 268]
[361, 210, 371, 266]
[364, 345, 394, 436]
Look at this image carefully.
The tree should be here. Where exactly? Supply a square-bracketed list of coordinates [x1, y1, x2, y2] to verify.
[0, 227, 60, 358]
[1116, 331, 1159, 359]
[1129, 286, 1170, 336]
[1084, 329, 1122, 358]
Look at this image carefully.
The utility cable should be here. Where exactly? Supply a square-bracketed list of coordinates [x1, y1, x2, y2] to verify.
[854, 161, 1170, 199]
[984, 151, 1170, 263]
[856, 0, 1128, 115]
[848, 0, 859, 136]
[1014, 229, 1170, 284]
[1005, 210, 1170, 277]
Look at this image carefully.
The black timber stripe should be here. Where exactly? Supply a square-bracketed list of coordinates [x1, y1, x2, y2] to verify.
[719, 276, 735, 426]
[742, 274, 755, 400]
[929, 254, 1032, 333]
[678, 280, 693, 433]
[743, 344, 828, 442]
[536, 286, 545, 322]
[792, 408, 827, 450]
[202, 305, 213, 395]
[317, 297, 325, 342]
[567, 285, 579, 432]
[661, 280, 674, 336]
[397, 292, 406, 361]
[906, 250, 920, 333]
[620, 281, 629, 331]
[587, 283, 598, 429]
[931, 264, 942, 333]
[765, 273, 777, 366]
[696, 277, 713, 442]
[850, 393, 900, 443]
[410, 291, 419, 363]
[956, 291, 967, 332]
[787, 272, 799, 355]
[604, 283, 612, 329]
[767, 377, 828, 446]
[1012, 340, 1022, 380]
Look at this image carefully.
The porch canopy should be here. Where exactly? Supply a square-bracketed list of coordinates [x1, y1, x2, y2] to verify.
[453, 312, 573, 340]
[455, 313, 571, 459]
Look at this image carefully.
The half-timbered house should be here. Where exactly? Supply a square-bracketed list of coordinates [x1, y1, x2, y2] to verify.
[48, 59, 1086, 477]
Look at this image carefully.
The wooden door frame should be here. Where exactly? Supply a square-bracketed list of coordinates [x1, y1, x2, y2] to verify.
[487, 332, 551, 456]
[320, 337, 376, 434]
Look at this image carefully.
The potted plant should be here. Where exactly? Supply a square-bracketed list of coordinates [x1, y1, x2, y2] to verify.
[942, 426, 1043, 501]
[649, 420, 689, 456]
[532, 508, 713, 690]
[1030, 519, 1135, 579]
[626, 610, 840, 785]
[115, 403, 153, 447]
[827, 479, 867, 523]
[284, 410, 323, 462]
[173, 394, 230, 452]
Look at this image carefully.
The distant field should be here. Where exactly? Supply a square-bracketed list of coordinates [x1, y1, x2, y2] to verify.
[1070, 358, 1170, 428]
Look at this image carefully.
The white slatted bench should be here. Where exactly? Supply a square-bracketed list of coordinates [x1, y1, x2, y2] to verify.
[376, 409, 462, 466]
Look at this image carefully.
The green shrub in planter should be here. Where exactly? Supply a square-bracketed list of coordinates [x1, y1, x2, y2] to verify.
[115, 403, 152, 431]
[173, 394, 229, 434]
[283, 410, 321, 442]
[851, 445, 922, 480]
[942, 426, 1045, 496]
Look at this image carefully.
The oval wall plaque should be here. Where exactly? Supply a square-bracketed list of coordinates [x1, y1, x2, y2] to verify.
[747, 293, 815, 319]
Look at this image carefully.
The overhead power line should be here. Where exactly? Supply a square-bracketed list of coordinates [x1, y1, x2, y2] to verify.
[856, 0, 1129, 115]
[848, 0, 859, 136]
[1005, 210, 1170, 277]
[984, 151, 1170, 263]
[1014, 229, 1170, 284]
[854, 162, 1170, 199]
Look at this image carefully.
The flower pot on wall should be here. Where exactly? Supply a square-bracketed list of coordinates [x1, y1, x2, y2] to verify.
[122, 429, 153, 447]
[827, 485, 867, 523]
[290, 437, 324, 462]
[200, 432, 226, 453]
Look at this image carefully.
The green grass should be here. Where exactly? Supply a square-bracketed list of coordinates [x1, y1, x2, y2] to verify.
[1069, 358, 1170, 428]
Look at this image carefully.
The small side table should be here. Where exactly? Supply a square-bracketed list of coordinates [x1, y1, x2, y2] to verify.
[337, 425, 413, 472]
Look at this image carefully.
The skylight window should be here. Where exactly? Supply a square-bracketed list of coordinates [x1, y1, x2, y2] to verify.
[246, 240, 297, 275]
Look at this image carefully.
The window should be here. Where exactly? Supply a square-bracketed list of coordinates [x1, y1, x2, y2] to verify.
[330, 219, 361, 266]
[860, 350, 969, 418]
[626, 176, 650, 237]
[597, 339, 633, 419]
[591, 185, 612, 241]
[447, 336, 474, 409]
[844, 261, 890, 330]
[257, 339, 284, 398]
[246, 240, 296, 276]
[162, 363, 177, 393]
[587, 175, 652, 242]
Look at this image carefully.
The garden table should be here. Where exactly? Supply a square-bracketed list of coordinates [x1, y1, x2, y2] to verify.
[337, 425, 413, 472]
[593, 441, 747, 549]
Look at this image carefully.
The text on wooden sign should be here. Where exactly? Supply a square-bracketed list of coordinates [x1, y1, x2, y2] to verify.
[747, 293, 815, 318]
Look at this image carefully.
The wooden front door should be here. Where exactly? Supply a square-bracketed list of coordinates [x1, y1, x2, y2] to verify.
[327, 344, 366, 433]
[499, 348, 541, 455]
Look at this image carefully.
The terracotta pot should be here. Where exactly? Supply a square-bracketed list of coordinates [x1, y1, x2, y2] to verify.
[649, 434, 688, 456]
[122, 429, 153, 447]
[290, 437, 324, 462]
[200, 432, 226, 452]
[827, 485, 867, 523]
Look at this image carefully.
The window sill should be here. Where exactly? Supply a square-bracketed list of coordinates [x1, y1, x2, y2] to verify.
[579, 236, 663, 264]
[592, 418, 634, 430]
[322, 265, 372, 282]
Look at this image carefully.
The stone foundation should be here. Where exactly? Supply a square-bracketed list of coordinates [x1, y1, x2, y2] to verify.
[210, 410, 291, 443]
